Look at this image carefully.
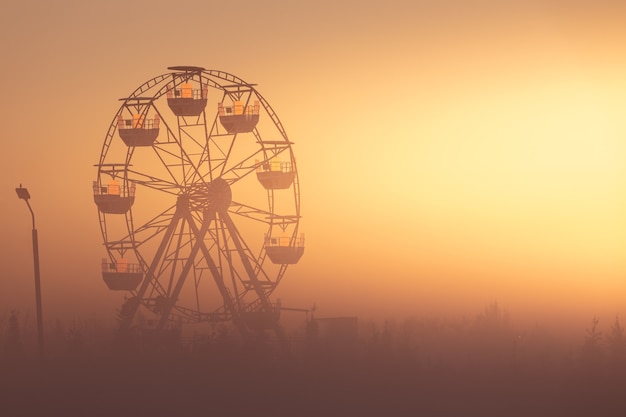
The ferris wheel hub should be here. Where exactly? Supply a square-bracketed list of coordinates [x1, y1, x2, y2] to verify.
[177, 178, 232, 212]
[205, 178, 232, 212]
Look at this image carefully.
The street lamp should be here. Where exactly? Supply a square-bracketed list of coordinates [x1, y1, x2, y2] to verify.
[15, 185, 44, 359]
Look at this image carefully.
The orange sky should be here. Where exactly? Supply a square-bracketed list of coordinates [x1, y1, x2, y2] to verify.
[2, 0, 626, 331]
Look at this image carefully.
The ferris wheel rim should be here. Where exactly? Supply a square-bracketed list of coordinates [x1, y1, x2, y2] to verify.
[95, 66, 303, 330]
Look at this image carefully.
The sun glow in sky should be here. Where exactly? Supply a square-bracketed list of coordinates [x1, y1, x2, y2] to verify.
[2, 0, 626, 330]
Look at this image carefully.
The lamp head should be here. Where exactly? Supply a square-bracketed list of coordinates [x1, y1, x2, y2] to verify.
[16, 186, 30, 200]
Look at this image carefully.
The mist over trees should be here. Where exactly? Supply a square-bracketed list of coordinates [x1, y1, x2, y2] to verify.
[1, 303, 625, 416]
[2, 302, 625, 369]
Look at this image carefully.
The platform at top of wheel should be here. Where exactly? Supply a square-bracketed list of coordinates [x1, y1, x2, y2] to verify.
[118, 96, 157, 102]
[167, 66, 206, 72]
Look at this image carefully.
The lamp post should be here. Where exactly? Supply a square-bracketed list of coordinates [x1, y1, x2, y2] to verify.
[15, 185, 44, 359]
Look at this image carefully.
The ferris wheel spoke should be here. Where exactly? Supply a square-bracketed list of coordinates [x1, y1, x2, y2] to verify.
[217, 148, 266, 184]
[125, 169, 180, 195]
[131, 208, 180, 252]
[150, 101, 210, 189]
[150, 143, 204, 190]
[228, 201, 275, 224]
[229, 201, 300, 229]
[217, 137, 240, 178]
[202, 136, 230, 179]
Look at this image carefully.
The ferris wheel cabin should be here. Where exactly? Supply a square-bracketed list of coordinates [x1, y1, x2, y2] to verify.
[101, 258, 143, 291]
[93, 179, 135, 214]
[256, 158, 296, 189]
[117, 113, 160, 146]
[240, 303, 281, 331]
[218, 101, 260, 133]
[265, 233, 305, 264]
[167, 82, 208, 116]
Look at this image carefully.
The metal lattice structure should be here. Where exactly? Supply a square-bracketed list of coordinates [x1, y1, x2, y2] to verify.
[93, 66, 303, 338]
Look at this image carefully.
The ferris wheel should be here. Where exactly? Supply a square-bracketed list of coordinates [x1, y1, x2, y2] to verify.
[93, 66, 304, 337]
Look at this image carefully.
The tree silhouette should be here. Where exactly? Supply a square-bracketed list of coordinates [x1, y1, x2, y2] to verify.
[606, 315, 625, 368]
[470, 301, 515, 370]
[580, 315, 603, 369]
[67, 322, 84, 355]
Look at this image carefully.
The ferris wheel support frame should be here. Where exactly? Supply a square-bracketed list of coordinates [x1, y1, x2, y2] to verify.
[96, 66, 302, 347]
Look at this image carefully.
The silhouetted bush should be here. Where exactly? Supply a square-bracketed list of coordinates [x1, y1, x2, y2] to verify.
[4, 310, 23, 356]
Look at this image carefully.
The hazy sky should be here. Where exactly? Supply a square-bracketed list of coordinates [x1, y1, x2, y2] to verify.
[2, 0, 626, 329]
